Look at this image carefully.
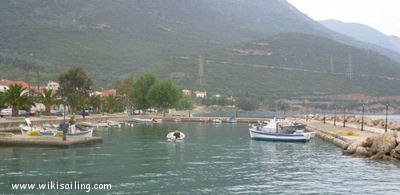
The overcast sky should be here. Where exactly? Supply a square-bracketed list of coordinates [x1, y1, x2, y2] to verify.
[287, 0, 400, 37]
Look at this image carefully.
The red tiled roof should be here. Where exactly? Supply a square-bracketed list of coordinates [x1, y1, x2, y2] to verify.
[0, 79, 42, 93]
[0, 79, 30, 89]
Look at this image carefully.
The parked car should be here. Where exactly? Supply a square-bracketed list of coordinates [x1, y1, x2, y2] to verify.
[0, 109, 28, 117]
[28, 110, 37, 116]
[18, 110, 28, 117]
[50, 110, 63, 116]
[77, 110, 90, 116]
[0, 108, 12, 117]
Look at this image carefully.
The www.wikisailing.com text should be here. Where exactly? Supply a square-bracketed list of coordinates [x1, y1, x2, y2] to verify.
[10, 180, 111, 192]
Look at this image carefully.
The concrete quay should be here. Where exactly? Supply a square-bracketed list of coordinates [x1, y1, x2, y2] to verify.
[0, 133, 102, 148]
[301, 119, 379, 149]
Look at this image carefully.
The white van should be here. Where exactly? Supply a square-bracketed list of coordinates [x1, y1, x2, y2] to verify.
[0, 108, 12, 117]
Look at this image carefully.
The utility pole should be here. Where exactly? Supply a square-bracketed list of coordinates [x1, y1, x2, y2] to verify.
[330, 55, 334, 73]
[385, 104, 389, 132]
[361, 104, 365, 131]
[198, 55, 205, 86]
[37, 71, 40, 92]
[333, 106, 337, 126]
[343, 106, 346, 128]
[25, 63, 30, 95]
[346, 55, 353, 80]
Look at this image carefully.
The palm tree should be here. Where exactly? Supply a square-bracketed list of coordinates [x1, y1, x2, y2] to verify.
[88, 95, 101, 113]
[0, 91, 5, 109]
[103, 95, 119, 114]
[67, 93, 82, 115]
[2, 84, 33, 116]
[40, 89, 58, 115]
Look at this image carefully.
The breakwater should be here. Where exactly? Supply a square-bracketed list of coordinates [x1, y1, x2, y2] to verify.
[0, 133, 102, 148]
[302, 119, 400, 161]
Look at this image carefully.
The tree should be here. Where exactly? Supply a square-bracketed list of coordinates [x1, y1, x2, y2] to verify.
[132, 73, 156, 110]
[147, 81, 180, 114]
[2, 84, 34, 116]
[0, 91, 6, 109]
[116, 76, 134, 97]
[67, 93, 84, 114]
[236, 98, 259, 111]
[176, 95, 194, 110]
[39, 89, 58, 115]
[58, 66, 92, 114]
[58, 66, 93, 96]
[276, 100, 290, 113]
[116, 76, 135, 113]
[103, 95, 119, 114]
[88, 95, 101, 113]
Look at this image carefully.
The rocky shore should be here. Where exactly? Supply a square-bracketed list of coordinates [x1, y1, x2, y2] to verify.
[343, 131, 400, 161]
[306, 115, 400, 161]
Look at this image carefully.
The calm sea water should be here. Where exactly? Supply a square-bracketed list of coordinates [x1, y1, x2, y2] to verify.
[1, 122, 399, 194]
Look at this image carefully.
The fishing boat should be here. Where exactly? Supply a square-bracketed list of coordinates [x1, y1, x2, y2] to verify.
[249, 128, 312, 142]
[132, 118, 156, 124]
[19, 125, 43, 136]
[212, 118, 223, 123]
[166, 130, 185, 142]
[107, 121, 122, 128]
[249, 118, 312, 142]
[20, 119, 93, 137]
[57, 129, 93, 137]
[252, 118, 306, 131]
[79, 121, 109, 128]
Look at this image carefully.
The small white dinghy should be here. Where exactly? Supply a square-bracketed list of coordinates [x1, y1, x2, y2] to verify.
[166, 130, 185, 142]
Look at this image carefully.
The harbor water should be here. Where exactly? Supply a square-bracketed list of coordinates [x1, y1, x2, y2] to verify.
[1, 122, 399, 194]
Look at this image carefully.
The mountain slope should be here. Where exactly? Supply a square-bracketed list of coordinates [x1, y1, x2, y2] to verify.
[320, 19, 400, 54]
[0, 0, 332, 83]
[1, 0, 400, 98]
[157, 33, 400, 98]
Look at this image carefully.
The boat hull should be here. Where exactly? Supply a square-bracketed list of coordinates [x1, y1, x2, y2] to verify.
[249, 129, 311, 142]
[20, 126, 93, 137]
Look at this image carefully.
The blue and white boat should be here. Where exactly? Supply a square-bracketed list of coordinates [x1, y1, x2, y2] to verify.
[249, 128, 312, 142]
[20, 121, 93, 137]
[249, 118, 312, 142]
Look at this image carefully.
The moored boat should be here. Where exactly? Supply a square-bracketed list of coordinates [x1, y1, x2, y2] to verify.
[133, 118, 156, 124]
[57, 129, 93, 137]
[212, 118, 223, 123]
[249, 128, 312, 142]
[107, 121, 121, 127]
[79, 121, 109, 128]
[249, 118, 311, 142]
[20, 122, 93, 137]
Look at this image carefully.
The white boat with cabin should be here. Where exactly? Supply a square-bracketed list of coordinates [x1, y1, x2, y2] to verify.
[249, 118, 312, 142]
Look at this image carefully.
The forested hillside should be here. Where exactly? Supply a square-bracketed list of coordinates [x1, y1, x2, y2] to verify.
[1, 0, 400, 98]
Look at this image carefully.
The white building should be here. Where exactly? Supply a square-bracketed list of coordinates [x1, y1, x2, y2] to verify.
[195, 90, 207, 98]
[46, 81, 60, 91]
